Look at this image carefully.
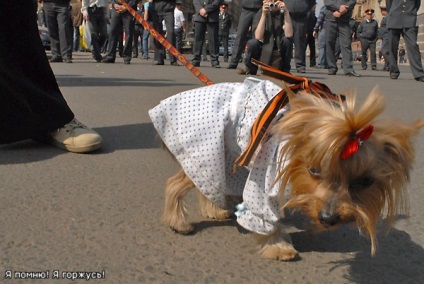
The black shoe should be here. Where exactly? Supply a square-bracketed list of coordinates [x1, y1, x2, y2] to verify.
[49, 57, 63, 63]
[153, 61, 164, 65]
[212, 64, 220, 68]
[102, 58, 115, 63]
[390, 73, 399, 79]
[297, 69, 306, 73]
[328, 70, 337, 75]
[191, 61, 200, 67]
[345, 71, 361, 77]
[124, 60, 131, 65]
[372, 66, 377, 70]
[65, 58, 73, 63]
[170, 62, 179, 66]
[94, 55, 103, 62]
[227, 64, 237, 69]
[415, 76, 424, 82]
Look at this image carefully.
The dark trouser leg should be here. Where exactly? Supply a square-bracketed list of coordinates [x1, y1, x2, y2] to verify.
[402, 27, 424, 78]
[280, 37, 292, 73]
[338, 21, 354, 73]
[162, 12, 175, 63]
[244, 39, 262, 75]
[44, 3, 61, 59]
[193, 21, 206, 64]
[369, 40, 377, 69]
[207, 22, 219, 66]
[325, 21, 338, 72]
[122, 13, 134, 62]
[0, 1, 74, 143]
[292, 16, 307, 71]
[360, 39, 369, 69]
[57, 4, 72, 59]
[229, 8, 257, 67]
[152, 12, 165, 63]
[105, 10, 123, 61]
[388, 29, 400, 77]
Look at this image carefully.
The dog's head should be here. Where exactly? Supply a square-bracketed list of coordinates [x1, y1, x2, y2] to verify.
[272, 87, 424, 255]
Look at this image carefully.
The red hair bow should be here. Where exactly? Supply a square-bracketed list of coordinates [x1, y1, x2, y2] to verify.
[341, 125, 374, 160]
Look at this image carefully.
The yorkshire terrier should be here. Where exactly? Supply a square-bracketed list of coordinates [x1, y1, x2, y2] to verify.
[149, 70, 424, 261]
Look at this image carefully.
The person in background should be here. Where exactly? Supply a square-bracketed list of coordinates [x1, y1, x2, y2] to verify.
[313, 5, 327, 68]
[378, 5, 389, 71]
[237, 0, 293, 75]
[133, 1, 145, 58]
[37, 1, 47, 27]
[82, 0, 108, 62]
[324, 0, 360, 77]
[192, 0, 222, 68]
[284, 0, 316, 73]
[43, 0, 73, 63]
[218, 3, 232, 63]
[102, 0, 137, 64]
[306, 4, 317, 67]
[357, 8, 378, 70]
[386, 0, 424, 81]
[227, 0, 262, 69]
[174, 0, 186, 56]
[151, 0, 177, 65]
[142, 0, 153, 59]
[1, 1, 102, 153]
[71, 0, 83, 52]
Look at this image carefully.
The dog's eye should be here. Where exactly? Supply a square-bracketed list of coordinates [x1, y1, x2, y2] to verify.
[349, 176, 375, 190]
[308, 167, 321, 177]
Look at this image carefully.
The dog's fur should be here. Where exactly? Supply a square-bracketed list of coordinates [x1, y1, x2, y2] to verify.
[162, 87, 424, 260]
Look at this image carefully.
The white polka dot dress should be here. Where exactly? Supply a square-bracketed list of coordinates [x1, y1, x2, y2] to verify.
[149, 77, 288, 235]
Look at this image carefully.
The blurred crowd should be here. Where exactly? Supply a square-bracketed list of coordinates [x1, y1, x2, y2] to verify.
[35, 0, 424, 81]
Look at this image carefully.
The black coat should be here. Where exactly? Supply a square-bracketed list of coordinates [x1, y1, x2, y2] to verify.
[218, 12, 232, 36]
[386, 0, 421, 29]
[193, 0, 223, 23]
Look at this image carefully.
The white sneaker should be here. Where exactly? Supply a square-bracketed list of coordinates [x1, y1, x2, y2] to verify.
[48, 118, 103, 153]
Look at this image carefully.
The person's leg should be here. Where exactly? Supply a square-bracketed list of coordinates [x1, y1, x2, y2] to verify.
[369, 40, 377, 70]
[228, 8, 257, 68]
[325, 21, 338, 74]
[0, 2, 101, 152]
[163, 11, 175, 64]
[142, 28, 150, 59]
[88, 8, 102, 61]
[56, 3, 72, 61]
[360, 39, 369, 69]
[104, 10, 121, 62]
[44, 2, 61, 60]
[243, 39, 261, 75]
[388, 29, 401, 78]
[338, 22, 354, 74]
[192, 21, 206, 65]
[280, 37, 292, 73]
[402, 27, 424, 79]
[292, 17, 308, 72]
[207, 22, 220, 67]
[122, 12, 134, 63]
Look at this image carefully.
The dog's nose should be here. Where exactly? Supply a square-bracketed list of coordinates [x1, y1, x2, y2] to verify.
[318, 211, 340, 226]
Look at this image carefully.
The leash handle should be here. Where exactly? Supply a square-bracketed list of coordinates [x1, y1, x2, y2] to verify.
[117, 0, 214, 86]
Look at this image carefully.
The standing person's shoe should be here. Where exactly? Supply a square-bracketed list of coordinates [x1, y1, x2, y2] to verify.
[345, 71, 361, 77]
[49, 57, 63, 63]
[65, 58, 73, 63]
[47, 118, 103, 153]
[227, 64, 237, 69]
[153, 60, 164, 65]
[191, 61, 200, 67]
[212, 63, 220, 68]
[414, 76, 424, 82]
[102, 58, 115, 63]
[170, 62, 179, 66]
[124, 60, 131, 65]
[390, 73, 399, 79]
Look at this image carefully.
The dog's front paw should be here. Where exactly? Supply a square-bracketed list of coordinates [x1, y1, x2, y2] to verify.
[255, 230, 299, 261]
[258, 242, 299, 261]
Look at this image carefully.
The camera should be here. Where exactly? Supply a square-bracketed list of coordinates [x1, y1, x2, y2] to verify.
[268, 2, 275, 8]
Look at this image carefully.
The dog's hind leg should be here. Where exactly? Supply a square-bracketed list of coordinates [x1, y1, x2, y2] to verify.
[196, 189, 232, 220]
[162, 169, 195, 234]
[255, 227, 299, 261]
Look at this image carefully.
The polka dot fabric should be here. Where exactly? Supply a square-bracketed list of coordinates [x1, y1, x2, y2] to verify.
[149, 78, 288, 235]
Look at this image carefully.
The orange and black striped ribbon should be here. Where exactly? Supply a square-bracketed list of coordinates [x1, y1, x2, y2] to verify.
[118, 0, 214, 86]
[234, 60, 345, 168]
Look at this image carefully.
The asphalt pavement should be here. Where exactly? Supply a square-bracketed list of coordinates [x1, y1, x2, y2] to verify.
[1, 51, 423, 283]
